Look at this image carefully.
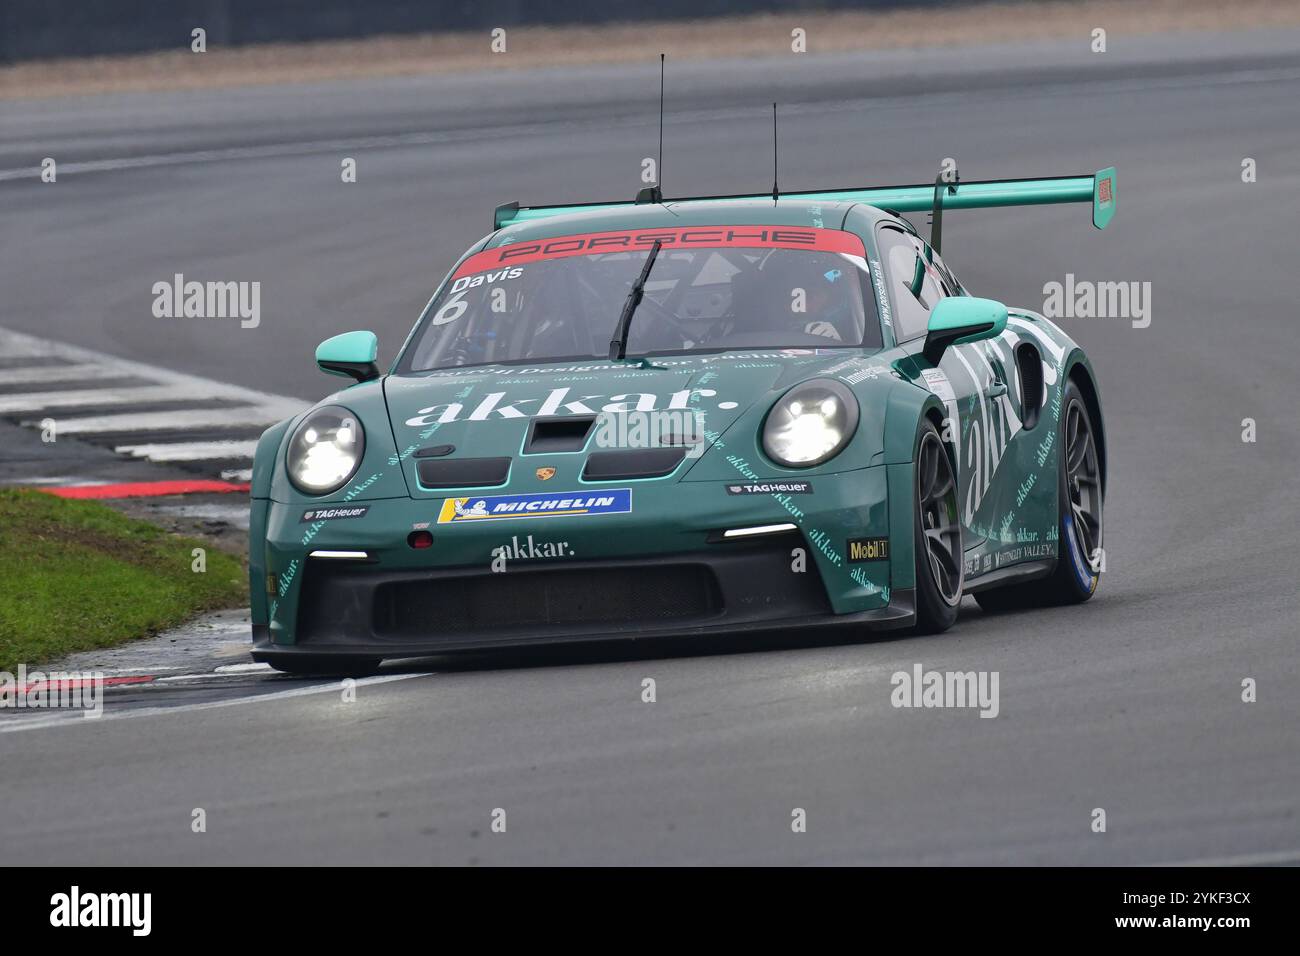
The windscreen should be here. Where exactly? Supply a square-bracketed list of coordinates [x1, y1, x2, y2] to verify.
[403, 226, 881, 371]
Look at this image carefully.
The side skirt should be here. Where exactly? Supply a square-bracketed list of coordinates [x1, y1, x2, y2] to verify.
[962, 559, 1054, 595]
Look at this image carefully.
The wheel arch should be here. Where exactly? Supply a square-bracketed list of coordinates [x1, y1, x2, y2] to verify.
[250, 417, 296, 500]
[920, 402, 960, 472]
[1063, 354, 1107, 494]
[883, 382, 950, 464]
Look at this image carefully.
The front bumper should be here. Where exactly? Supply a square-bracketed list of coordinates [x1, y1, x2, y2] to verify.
[252, 539, 914, 660]
[251, 465, 912, 660]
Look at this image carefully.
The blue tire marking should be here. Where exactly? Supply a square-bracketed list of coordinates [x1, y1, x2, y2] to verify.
[1063, 515, 1094, 591]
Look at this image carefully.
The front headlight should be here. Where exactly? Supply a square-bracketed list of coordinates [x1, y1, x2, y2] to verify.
[286, 405, 365, 495]
[762, 379, 859, 467]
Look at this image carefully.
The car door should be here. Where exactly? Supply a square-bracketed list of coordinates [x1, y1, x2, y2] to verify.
[875, 224, 1020, 553]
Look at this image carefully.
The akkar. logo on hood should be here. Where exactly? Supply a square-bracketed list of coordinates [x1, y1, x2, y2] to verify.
[405, 387, 739, 427]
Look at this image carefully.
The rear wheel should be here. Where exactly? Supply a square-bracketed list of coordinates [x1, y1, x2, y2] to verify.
[975, 377, 1103, 612]
[912, 421, 963, 634]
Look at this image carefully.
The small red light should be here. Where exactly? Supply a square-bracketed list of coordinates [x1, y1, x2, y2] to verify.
[407, 530, 434, 549]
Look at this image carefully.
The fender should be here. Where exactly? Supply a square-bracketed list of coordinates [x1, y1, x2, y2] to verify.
[250, 418, 295, 500]
[882, 379, 948, 464]
[1062, 349, 1107, 493]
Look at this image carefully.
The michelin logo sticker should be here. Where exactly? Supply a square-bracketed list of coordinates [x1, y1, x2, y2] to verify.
[438, 488, 632, 524]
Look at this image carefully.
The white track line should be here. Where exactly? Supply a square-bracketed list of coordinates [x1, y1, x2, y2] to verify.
[0, 672, 429, 733]
[0, 476, 110, 486]
[0, 126, 562, 182]
[28, 406, 293, 436]
[0, 384, 204, 414]
[0, 327, 305, 419]
[0, 334, 56, 358]
[0, 326, 303, 474]
[221, 468, 254, 482]
[0, 363, 121, 385]
[116, 439, 260, 461]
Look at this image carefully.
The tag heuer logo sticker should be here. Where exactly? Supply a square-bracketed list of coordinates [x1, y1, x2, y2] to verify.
[438, 489, 632, 523]
[847, 537, 889, 562]
[535, 466, 556, 481]
[726, 481, 813, 495]
[301, 506, 369, 522]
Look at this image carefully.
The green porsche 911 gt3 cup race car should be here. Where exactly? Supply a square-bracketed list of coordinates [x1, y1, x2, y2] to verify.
[249, 169, 1116, 673]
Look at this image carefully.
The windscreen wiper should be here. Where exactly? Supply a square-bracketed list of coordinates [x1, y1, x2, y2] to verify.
[608, 240, 663, 360]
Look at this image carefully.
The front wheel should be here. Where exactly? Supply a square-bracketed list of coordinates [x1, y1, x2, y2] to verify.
[912, 420, 963, 634]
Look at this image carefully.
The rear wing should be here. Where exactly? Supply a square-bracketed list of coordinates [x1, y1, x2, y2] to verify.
[494, 167, 1118, 240]
[793, 167, 1117, 230]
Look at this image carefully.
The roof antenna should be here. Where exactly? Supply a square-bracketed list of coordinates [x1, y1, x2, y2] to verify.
[929, 166, 959, 254]
[636, 54, 666, 204]
[771, 102, 780, 203]
[658, 53, 665, 193]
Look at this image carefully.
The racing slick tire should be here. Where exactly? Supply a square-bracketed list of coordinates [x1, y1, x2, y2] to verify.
[912, 419, 963, 634]
[975, 377, 1103, 613]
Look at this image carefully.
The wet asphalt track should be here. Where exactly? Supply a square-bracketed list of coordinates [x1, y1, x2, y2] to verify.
[1, 30, 1298, 864]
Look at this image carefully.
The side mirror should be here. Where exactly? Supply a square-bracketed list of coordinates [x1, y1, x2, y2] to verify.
[316, 331, 379, 383]
[922, 297, 1008, 364]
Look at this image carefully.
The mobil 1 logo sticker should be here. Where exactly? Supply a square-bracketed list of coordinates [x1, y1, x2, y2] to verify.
[847, 537, 889, 562]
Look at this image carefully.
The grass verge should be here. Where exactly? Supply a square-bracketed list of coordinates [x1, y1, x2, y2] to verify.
[0, 488, 246, 672]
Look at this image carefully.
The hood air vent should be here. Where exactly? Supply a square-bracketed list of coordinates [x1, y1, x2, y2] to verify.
[583, 447, 686, 481]
[416, 456, 511, 489]
[525, 415, 596, 453]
